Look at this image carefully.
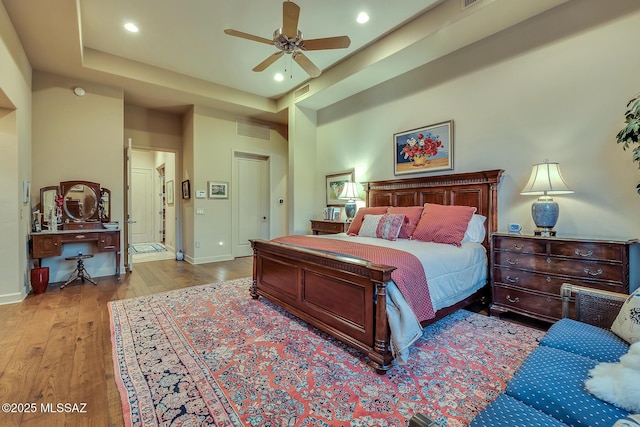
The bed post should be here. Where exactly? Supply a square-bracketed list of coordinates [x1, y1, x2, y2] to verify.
[250, 240, 259, 299]
[369, 279, 394, 374]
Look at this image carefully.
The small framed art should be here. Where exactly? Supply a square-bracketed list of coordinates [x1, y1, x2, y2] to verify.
[394, 120, 453, 175]
[208, 181, 228, 199]
[182, 180, 191, 199]
[326, 170, 355, 206]
[166, 180, 174, 204]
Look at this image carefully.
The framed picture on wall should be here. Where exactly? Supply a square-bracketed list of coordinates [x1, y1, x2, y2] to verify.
[394, 120, 454, 175]
[166, 180, 174, 204]
[208, 181, 228, 199]
[326, 170, 354, 206]
[182, 180, 191, 199]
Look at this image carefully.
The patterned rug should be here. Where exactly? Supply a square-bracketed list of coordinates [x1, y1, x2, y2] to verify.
[131, 243, 166, 254]
[109, 278, 544, 427]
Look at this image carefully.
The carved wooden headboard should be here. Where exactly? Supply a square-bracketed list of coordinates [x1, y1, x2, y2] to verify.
[363, 169, 504, 249]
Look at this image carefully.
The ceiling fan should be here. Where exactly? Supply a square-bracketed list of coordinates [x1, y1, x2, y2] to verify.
[224, 0, 351, 78]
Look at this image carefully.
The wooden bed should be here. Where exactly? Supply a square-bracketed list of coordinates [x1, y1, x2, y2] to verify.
[250, 169, 503, 373]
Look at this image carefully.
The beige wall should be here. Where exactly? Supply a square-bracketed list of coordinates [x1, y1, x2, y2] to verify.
[314, 1, 640, 241]
[32, 72, 124, 283]
[0, 2, 32, 304]
[186, 106, 288, 264]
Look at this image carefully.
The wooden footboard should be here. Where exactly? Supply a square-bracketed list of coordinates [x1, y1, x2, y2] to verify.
[251, 238, 396, 373]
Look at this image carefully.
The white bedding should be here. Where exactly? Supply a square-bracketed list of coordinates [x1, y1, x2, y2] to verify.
[313, 233, 487, 311]
[310, 233, 487, 364]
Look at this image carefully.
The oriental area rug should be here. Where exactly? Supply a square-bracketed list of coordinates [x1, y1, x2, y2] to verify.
[109, 278, 544, 427]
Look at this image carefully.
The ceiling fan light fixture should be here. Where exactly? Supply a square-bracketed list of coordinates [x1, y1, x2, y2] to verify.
[224, 0, 350, 78]
[357, 12, 370, 24]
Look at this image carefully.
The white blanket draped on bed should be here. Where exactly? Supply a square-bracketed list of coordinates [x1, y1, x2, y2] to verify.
[312, 233, 487, 364]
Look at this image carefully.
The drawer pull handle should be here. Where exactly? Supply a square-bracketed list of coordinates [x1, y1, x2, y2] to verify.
[584, 268, 603, 276]
[546, 276, 552, 283]
[513, 243, 525, 250]
[547, 257, 551, 264]
[75, 235, 86, 239]
[506, 295, 520, 303]
[506, 258, 519, 265]
[505, 276, 519, 284]
[575, 249, 593, 257]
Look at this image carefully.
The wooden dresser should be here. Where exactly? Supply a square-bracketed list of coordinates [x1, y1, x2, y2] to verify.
[310, 220, 348, 235]
[491, 233, 638, 323]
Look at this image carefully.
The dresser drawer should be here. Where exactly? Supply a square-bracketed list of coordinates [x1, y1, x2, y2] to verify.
[493, 252, 625, 283]
[59, 232, 99, 244]
[549, 241, 625, 262]
[493, 285, 573, 321]
[493, 267, 626, 294]
[494, 237, 546, 255]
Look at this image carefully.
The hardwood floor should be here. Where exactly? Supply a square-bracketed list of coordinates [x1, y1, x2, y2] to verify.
[0, 257, 253, 427]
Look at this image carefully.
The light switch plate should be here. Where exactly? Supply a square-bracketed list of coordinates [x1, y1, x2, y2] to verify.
[195, 190, 206, 198]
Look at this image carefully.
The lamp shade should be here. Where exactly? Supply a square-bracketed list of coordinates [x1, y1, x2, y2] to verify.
[339, 182, 360, 200]
[520, 160, 573, 195]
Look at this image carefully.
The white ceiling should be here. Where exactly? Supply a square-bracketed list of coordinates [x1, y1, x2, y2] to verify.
[80, 0, 443, 99]
[2, 0, 570, 123]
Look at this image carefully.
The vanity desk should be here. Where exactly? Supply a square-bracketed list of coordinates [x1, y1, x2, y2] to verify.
[30, 228, 121, 277]
[31, 179, 120, 279]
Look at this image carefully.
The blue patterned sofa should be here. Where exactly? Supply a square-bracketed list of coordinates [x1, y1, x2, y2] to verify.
[409, 284, 634, 427]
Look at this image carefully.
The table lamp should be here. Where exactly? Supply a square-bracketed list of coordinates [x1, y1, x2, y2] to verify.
[339, 182, 361, 221]
[520, 160, 573, 237]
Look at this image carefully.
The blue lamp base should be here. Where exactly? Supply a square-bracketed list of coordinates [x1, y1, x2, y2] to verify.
[344, 202, 357, 221]
[531, 196, 559, 237]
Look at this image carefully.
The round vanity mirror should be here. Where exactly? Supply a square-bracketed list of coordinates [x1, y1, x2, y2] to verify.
[59, 181, 101, 222]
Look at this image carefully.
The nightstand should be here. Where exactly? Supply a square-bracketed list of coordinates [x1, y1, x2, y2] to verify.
[490, 233, 637, 323]
[310, 220, 348, 235]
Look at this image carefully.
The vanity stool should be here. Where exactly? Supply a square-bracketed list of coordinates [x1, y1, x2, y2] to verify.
[62, 253, 97, 288]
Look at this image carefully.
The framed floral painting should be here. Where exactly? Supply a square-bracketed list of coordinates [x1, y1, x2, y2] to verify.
[326, 170, 354, 206]
[394, 120, 453, 175]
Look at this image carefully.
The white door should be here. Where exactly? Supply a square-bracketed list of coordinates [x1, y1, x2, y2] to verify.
[131, 167, 154, 243]
[234, 154, 269, 257]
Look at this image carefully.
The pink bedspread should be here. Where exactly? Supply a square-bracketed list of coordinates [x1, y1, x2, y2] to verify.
[273, 235, 435, 322]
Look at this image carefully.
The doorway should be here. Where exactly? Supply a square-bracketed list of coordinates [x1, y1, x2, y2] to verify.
[129, 149, 177, 263]
[233, 152, 270, 257]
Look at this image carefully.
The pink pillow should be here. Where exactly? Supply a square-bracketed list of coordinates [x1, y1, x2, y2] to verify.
[347, 206, 389, 235]
[376, 214, 405, 241]
[387, 206, 424, 239]
[412, 203, 477, 247]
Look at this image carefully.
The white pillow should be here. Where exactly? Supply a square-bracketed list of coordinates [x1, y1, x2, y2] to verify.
[358, 214, 383, 238]
[462, 214, 486, 243]
[611, 287, 640, 344]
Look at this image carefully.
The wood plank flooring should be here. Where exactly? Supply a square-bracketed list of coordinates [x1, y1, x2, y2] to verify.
[0, 257, 253, 427]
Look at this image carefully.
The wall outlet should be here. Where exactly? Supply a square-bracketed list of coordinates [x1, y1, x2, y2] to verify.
[195, 241, 200, 248]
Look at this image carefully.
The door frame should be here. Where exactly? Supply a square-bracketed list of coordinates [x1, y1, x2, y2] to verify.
[124, 143, 181, 271]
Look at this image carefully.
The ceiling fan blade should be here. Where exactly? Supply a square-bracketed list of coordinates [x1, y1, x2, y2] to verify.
[293, 52, 321, 77]
[301, 36, 351, 51]
[282, 1, 300, 38]
[252, 51, 284, 72]
[224, 29, 273, 45]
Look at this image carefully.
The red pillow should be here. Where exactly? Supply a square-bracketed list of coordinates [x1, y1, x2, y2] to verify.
[412, 203, 477, 247]
[347, 206, 389, 235]
[387, 206, 424, 239]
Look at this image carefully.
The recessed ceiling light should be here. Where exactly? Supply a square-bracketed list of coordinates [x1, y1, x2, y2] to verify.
[356, 12, 369, 24]
[124, 22, 139, 33]
[274, 73, 284, 82]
